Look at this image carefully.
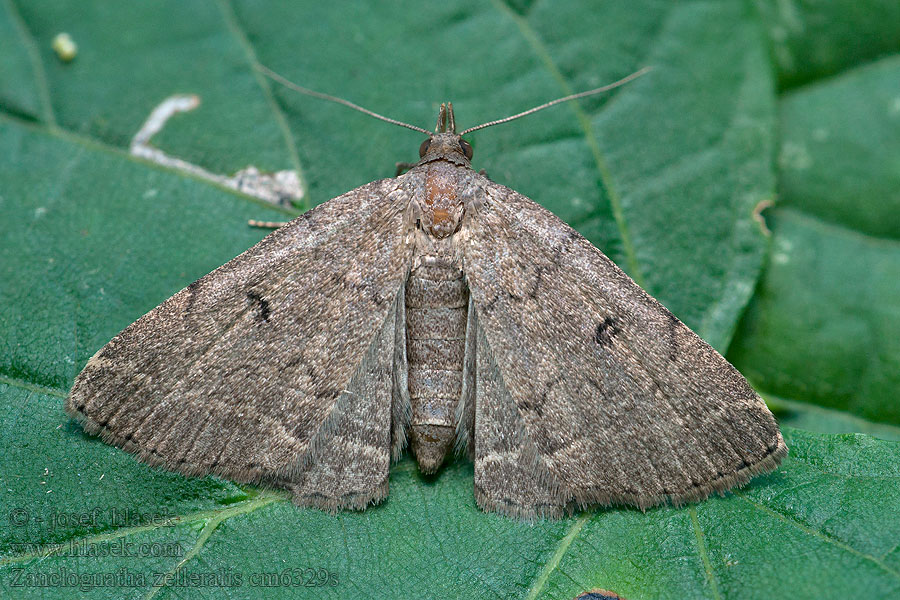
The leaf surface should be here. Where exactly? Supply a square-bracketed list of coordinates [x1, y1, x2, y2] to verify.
[1, 1, 898, 598]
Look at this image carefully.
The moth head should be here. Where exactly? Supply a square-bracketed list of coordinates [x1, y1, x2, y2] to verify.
[417, 102, 474, 165]
[418, 133, 474, 164]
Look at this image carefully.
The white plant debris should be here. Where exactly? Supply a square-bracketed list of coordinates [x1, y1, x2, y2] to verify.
[130, 95, 304, 207]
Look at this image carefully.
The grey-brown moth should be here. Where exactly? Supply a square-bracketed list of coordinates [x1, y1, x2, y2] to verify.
[66, 69, 787, 519]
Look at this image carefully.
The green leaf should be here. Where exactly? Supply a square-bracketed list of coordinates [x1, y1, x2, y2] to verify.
[0, 0, 774, 350]
[753, 0, 900, 89]
[7, 0, 298, 177]
[729, 56, 900, 426]
[2, 1, 898, 598]
[765, 394, 900, 442]
[0, 1, 43, 121]
[0, 120, 288, 389]
[4, 392, 900, 599]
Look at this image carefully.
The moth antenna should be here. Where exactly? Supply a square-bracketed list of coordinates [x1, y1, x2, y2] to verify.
[256, 64, 432, 135]
[459, 66, 653, 136]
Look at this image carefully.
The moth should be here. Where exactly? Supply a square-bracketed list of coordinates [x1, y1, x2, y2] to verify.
[66, 68, 787, 519]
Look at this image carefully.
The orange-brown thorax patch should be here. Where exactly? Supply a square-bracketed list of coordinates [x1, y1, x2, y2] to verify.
[423, 163, 459, 238]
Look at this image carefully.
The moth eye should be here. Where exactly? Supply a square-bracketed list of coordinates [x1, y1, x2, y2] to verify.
[419, 139, 432, 158]
[459, 139, 473, 160]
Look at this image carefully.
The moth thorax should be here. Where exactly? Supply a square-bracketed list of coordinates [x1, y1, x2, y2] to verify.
[405, 255, 469, 473]
[422, 162, 464, 238]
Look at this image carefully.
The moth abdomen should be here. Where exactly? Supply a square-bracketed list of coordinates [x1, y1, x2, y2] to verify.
[405, 256, 469, 473]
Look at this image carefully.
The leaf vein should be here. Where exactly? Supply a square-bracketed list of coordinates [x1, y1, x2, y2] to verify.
[736, 493, 900, 579]
[0, 375, 66, 399]
[4, 0, 56, 128]
[690, 505, 723, 600]
[0, 493, 282, 567]
[489, 0, 650, 286]
[141, 493, 280, 600]
[0, 113, 298, 216]
[525, 512, 589, 600]
[216, 0, 308, 209]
